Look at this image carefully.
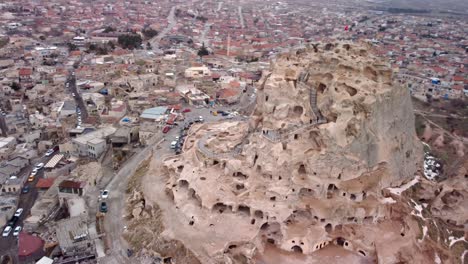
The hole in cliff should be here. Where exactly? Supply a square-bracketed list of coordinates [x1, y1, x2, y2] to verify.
[251, 219, 256, 225]
[267, 238, 275, 244]
[270, 196, 276, 201]
[179, 180, 189, 188]
[291, 245, 303, 253]
[400, 233, 405, 237]
[229, 244, 237, 249]
[344, 242, 349, 247]
[292, 105, 303, 117]
[238, 205, 251, 216]
[343, 44, 351, 51]
[325, 223, 332, 233]
[363, 216, 374, 224]
[337, 237, 345, 246]
[363, 66, 378, 82]
[189, 220, 194, 225]
[254, 154, 258, 164]
[265, 95, 269, 102]
[177, 165, 184, 172]
[298, 164, 306, 174]
[358, 250, 366, 257]
[327, 184, 337, 191]
[345, 85, 357, 96]
[234, 172, 248, 179]
[318, 83, 327, 93]
[338, 173, 341, 180]
[213, 203, 228, 213]
[324, 43, 334, 51]
[347, 217, 355, 222]
[256, 165, 261, 172]
[255, 210, 264, 219]
[350, 194, 356, 200]
[261, 223, 269, 230]
[279, 176, 282, 180]
[213, 160, 219, 165]
[236, 183, 245, 190]
[294, 134, 299, 140]
[200, 177, 206, 180]
[282, 142, 287, 150]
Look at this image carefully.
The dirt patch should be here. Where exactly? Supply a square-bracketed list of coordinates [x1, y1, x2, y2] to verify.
[123, 155, 201, 264]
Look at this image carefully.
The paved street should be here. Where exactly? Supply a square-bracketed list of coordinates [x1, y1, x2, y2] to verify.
[0, 155, 53, 264]
[149, 5, 178, 49]
[67, 73, 88, 121]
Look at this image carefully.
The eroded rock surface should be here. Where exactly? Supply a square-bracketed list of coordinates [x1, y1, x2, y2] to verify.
[137, 43, 466, 263]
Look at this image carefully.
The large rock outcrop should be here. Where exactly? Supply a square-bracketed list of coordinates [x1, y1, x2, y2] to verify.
[140, 43, 467, 263]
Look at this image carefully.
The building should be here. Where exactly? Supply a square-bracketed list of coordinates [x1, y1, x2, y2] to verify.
[184, 66, 212, 78]
[58, 180, 86, 205]
[71, 127, 116, 158]
[55, 215, 96, 255]
[140, 106, 168, 122]
[176, 85, 210, 105]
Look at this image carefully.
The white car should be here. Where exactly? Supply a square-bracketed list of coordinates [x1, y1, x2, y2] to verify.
[170, 141, 177, 149]
[31, 168, 38, 176]
[198, 116, 204, 122]
[35, 163, 44, 170]
[66, 83, 69, 88]
[2, 226, 12, 237]
[72, 92, 76, 97]
[100, 190, 109, 199]
[14, 208, 23, 217]
[45, 149, 54, 157]
[13, 226, 21, 236]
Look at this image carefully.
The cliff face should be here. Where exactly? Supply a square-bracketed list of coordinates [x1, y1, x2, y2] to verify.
[137, 43, 461, 264]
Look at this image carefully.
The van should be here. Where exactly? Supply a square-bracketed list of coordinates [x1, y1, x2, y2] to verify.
[170, 141, 177, 149]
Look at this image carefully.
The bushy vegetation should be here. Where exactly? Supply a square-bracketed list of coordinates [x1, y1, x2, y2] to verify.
[118, 34, 143, 50]
[142, 28, 158, 39]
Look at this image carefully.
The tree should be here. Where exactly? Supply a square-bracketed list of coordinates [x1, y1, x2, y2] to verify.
[117, 34, 143, 50]
[10, 82, 21, 91]
[142, 28, 158, 39]
[103, 26, 115, 33]
[197, 43, 209, 58]
[67, 42, 78, 52]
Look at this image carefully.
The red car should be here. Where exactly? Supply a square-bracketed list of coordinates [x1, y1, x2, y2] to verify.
[162, 126, 171, 133]
[182, 108, 191, 113]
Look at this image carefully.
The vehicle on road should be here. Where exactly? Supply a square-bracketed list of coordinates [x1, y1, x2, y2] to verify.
[100, 190, 109, 199]
[66, 83, 69, 88]
[72, 93, 75, 97]
[14, 208, 23, 217]
[100, 202, 108, 213]
[7, 216, 18, 227]
[9, 175, 17, 179]
[13, 226, 22, 236]
[28, 175, 35, 182]
[2, 226, 12, 237]
[45, 149, 55, 157]
[198, 116, 204, 122]
[35, 163, 44, 170]
[170, 141, 177, 149]
[182, 108, 191, 113]
[162, 126, 171, 134]
[22, 186, 30, 193]
[31, 168, 38, 176]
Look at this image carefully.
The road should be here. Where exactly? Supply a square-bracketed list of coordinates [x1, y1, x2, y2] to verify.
[200, 22, 212, 47]
[149, 5, 178, 49]
[0, 155, 53, 264]
[67, 73, 88, 122]
[238, 6, 245, 29]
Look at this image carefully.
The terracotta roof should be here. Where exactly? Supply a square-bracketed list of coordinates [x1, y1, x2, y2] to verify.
[59, 180, 85, 189]
[18, 232, 44, 257]
[19, 68, 32, 76]
[36, 178, 56, 189]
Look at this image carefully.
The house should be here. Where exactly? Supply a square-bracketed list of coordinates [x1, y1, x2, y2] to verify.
[72, 127, 116, 158]
[140, 106, 168, 122]
[217, 88, 242, 104]
[176, 84, 210, 105]
[57, 180, 87, 205]
[1, 177, 23, 194]
[55, 215, 96, 255]
[184, 66, 212, 78]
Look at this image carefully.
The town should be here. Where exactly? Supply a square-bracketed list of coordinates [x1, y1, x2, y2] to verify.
[0, 0, 466, 263]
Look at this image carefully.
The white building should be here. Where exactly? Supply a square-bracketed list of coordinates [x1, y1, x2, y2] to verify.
[71, 127, 116, 158]
[184, 66, 212, 78]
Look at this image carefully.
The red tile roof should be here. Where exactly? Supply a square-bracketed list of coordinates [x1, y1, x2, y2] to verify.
[36, 178, 56, 189]
[59, 180, 85, 189]
[19, 68, 32, 76]
[18, 232, 44, 257]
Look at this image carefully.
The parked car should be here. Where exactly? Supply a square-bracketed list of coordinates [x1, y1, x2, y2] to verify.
[28, 175, 35, 182]
[13, 226, 21, 236]
[162, 126, 171, 134]
[72, 93, 75, 97]
[35, 163, 44, 170]
[2, 226, 12, 237]
[7, 216, 18, 227]
[14, 208, 23, 217]
[182, 108, 191, 113]
[45, 149, 54, 157]
[198, 116, 204, 122]
[22, 186, 30, 194]
[30, 168, 38, 176]
[100, 190, 109, 199]
[170, 141, 177, 149]
[100, 202, 108, 213]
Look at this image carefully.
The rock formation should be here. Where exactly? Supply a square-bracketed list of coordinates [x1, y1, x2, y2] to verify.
[135, 43, 467, 263]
